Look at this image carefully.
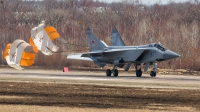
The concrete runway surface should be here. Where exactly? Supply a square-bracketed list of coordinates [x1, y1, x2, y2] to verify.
[1, 68, 200, 112]
[0, 68, 200, 89]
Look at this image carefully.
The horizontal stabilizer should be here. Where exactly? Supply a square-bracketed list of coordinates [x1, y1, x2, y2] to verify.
[67, 54, 94, 61]
[81, 51, 104, 57]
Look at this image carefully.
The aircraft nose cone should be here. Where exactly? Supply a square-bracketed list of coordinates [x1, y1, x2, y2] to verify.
[163, 50, 180, 60]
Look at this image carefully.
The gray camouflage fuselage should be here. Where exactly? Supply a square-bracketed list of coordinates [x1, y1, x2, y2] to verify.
[67, 28, 180, 75]
[89, 44, 179, 67]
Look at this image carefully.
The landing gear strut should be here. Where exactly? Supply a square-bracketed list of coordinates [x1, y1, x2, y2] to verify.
[150, 63, 157, 77]
[135, 64, 142, 77]
[106, 65, 118, 77]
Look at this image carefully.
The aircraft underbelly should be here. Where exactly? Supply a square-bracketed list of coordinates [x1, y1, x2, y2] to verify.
[96, 50, 144, 63]
[95, 57, 111, 63]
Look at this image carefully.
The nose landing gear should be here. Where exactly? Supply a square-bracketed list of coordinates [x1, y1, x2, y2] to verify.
[150, 63, 157, 77]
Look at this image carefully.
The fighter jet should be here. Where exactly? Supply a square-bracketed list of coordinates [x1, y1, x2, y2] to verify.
[67, 28, 180, 77]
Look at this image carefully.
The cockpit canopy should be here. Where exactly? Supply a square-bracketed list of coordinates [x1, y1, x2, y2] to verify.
[154, 42, 166, 51]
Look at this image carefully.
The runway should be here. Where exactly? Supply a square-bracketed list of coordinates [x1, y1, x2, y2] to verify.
[0, 68, 200, 89]
[1, 68, 200, 111]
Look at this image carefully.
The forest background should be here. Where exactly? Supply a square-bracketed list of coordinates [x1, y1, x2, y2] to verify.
[0, 0, 200, 70]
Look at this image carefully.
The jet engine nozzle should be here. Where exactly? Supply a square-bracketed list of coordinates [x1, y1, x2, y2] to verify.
[163, 50, 180, 60]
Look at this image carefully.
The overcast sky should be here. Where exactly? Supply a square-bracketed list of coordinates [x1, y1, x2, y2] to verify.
[100, 0, 189, 5]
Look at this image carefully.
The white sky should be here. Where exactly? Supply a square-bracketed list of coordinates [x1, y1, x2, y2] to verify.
[101, 0, 190, 5]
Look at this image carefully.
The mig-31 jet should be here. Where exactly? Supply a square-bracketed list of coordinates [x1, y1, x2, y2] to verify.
[67, 28, 180, 77]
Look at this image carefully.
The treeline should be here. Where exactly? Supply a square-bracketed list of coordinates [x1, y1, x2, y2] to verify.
[1, 0, 200, 70]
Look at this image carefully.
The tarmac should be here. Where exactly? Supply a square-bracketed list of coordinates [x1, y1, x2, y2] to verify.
[0, 68, 200, 89]
[0, 68, 200, 111]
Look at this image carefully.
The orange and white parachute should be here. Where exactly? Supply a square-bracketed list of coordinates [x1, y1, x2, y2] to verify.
[4, 40, 36, 70]
[29, 21, 60, 55]
[3, 21, 61, 70]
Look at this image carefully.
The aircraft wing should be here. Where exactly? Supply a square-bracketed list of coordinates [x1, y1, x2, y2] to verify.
[80, 50, 124, 57]
[80, 48, 152, 58]
[67, 48, 153, 64]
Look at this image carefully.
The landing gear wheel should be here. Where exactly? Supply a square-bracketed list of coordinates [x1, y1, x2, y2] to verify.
[106, 69, 112, 76]
[154, 72, 156, 77]
[113, 69, 118, 77]
[150, 71, 156, 77]
[136, 69, 142, 77]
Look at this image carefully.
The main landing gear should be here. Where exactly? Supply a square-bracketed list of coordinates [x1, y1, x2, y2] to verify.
[135, 64, 142, 77]
[106, 63, 157, 77]
[106, 65, 118, 77]
[135, 63, 157, 77]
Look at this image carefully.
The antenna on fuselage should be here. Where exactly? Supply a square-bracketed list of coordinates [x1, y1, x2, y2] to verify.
[150, 38, 154, 44]
[150, 38, 154, 47]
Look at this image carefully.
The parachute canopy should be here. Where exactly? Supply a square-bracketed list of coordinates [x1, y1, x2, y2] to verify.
[4, 40, 36, 70]
[30, 22, 60, 55]
[4, 21, 61, 70]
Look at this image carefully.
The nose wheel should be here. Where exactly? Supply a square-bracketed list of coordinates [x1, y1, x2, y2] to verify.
[150, 63, 157, 77]
[150, 71, 156, 77]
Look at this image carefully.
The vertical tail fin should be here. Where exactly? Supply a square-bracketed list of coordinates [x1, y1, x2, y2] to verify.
[112, 28, 125, 46]
[86, 28, 106, 51]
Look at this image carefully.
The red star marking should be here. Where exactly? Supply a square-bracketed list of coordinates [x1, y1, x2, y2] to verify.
[91, 40, 94, 44]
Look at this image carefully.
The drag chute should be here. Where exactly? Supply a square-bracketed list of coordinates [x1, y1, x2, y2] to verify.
[4, 21, 61, 70]
[3, 43, 11, 59]
[3, 39, 36, 70]
[30, 22, 60, 55]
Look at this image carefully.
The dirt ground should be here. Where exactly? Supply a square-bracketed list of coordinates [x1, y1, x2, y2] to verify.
[0, 82, 200, 112]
